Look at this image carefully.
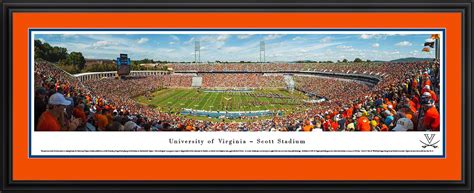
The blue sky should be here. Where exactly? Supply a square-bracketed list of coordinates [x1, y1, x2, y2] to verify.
[35, 33, 435, 62]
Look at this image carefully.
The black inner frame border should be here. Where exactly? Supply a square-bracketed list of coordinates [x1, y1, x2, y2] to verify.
[1, 1, 472, 192]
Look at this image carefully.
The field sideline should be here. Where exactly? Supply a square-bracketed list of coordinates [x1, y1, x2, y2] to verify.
[135, 88, 308, 113]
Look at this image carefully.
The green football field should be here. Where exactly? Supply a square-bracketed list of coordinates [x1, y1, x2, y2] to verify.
[135, 88, 308, 113]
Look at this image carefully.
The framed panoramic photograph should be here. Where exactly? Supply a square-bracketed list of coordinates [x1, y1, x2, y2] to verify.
[1, 0, 472, 192]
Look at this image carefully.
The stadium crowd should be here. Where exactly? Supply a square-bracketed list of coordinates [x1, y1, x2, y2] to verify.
[201, 73, 285, 88]
[294, 76, 371, 105]
[34, 59, 440, 132]
[169, 62, 406, 77]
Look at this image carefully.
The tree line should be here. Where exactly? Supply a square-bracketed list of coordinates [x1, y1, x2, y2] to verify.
[34, 40, 168, 74]
[34, 40, 86, 74]
[293, 58, 371, 63]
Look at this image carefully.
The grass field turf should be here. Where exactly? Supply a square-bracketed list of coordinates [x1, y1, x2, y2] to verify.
[135, 88, 308, 114]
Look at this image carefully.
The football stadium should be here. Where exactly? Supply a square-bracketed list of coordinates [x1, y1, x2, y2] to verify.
[33, 33, 441, 132]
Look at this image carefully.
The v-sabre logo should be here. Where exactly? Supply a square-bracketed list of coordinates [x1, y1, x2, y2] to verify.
[420, 134, 440, 148]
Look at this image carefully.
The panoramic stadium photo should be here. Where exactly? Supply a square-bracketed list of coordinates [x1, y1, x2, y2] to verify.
[33, 31, 442, 132]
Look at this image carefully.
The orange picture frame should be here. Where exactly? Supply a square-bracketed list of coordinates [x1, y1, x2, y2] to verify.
[2, 1, 472, 192]
[12, 12, 462, 181]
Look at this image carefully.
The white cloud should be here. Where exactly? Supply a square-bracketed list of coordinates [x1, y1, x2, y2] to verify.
[265, 41, 344, 62]
[92, 40, 117, 48]
[425, 38, 435, 42]
[360, 34, 373, 39]
[44, 34, 175, 61]
[220, 46, 247, 53]
[137, 38, 149, 44]
[336, 45, 352, 49]
[372, 43, 380, 48]
[320, 36, 332, 43]
[346, 48, 357, 52]
[292, 36, 305, 41]
[195, 34, 232, 50]
[379, 50, 400, 55]
[199, 35, 230, 42]
[395, 41, 412, 46]
[42, 33, 430, 62]
[184, 37, 195, 45]
[359, 34, 391, 40]
[59, 34, 79, 40]
[170, 35, 180, 41]
[81, 34, 133, 45]
[299, 49, 308, 53]
[263, 34, 284, 41]
[216, 34, 230, 42]
[61, 34, 79, 39]
[237, 34, 253, 39]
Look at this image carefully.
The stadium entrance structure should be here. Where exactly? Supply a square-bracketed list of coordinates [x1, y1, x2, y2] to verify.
[283, 74, 295, 92]
[191, 76, 202, 87]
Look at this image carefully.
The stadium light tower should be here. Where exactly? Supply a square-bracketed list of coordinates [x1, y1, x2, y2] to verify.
[260, 41, 265, 72]
[435, 38, 440, 61]
[260, 41, 265, 63]
[195, 40, 201, 64]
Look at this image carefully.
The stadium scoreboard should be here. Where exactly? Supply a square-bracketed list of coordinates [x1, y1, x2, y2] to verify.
[116, 53, 131, 76]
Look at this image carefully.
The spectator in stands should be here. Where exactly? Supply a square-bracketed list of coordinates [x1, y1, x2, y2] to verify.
[34, 87, 49, 129]
[34, 59, 440, 132]
[392, 118, 414, 131]
[356, 112, 371, 131]
[37, 92, 82, 131]
[420, 99, 440, 131]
